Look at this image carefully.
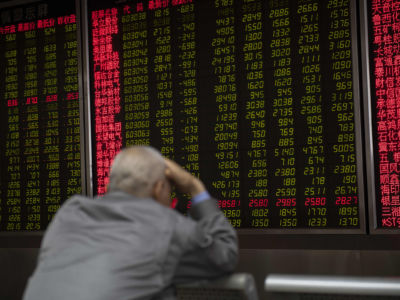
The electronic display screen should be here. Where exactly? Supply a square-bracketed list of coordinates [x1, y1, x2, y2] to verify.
[88, 0, 364, 231]
[0, 1, 81, 231]
[368, 0, 400, 229]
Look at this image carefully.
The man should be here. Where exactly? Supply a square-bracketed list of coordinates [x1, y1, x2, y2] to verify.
[23, 146, 238, 300]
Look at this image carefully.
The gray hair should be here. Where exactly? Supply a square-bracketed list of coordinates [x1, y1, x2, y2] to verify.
[107, 146, 165, 197]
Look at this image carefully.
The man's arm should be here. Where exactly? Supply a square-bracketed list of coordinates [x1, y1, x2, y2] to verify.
[165, 160, 238, 283]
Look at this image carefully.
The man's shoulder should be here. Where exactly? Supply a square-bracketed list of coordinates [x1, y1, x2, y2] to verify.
[60, 193, 91, 206]
[43, 193, 183, 245]
[55, 192, 188, 231]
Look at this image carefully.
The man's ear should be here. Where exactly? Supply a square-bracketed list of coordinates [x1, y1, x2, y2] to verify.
[152, 179, 164, 203]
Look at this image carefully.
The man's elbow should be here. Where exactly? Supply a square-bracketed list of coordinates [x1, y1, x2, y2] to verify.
[211, 242, 239, 273]
[221, 247, 239, 273]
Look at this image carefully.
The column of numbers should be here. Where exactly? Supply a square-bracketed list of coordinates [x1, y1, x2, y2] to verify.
[212, 0, 241, 227]
[23, 30, 41, 230]
[3, 35, 21, 230]
[174, 3, 200, 177]
[42, 29, 59, 226]
[269, 4, 297, 227]
[327, 0, 358, 227]
[297, 1, 327, 227]
[241, 0, 269, 228]
[122, 11, 151, 147]
[63, 21, 81, 201]
[152, 8, 174, 158]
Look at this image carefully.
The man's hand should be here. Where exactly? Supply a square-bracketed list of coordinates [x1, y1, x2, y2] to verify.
[165, 159, 206, 198]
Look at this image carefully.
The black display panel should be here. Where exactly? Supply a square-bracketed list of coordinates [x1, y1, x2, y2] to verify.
[367, 0, 400, 229]
[0, 0, 81, 231]
[88, 0, 364, 231]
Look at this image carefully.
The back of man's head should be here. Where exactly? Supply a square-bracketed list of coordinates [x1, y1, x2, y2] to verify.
[107, 146, 165, 197]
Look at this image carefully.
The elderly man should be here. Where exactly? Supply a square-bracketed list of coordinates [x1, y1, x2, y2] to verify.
[23, 146, 238, 300]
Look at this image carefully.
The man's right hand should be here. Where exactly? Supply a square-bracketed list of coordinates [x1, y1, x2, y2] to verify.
[165, 159, 206, 198]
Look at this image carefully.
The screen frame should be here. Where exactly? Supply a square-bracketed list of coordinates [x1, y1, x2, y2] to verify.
[0, 0, 87, 235]
[78, 0, 93, 198]
[84, 0, 366, 234]
[0, 0, 398, 244]
[0, 0, 367, 235]
[360, 0, 400, 234]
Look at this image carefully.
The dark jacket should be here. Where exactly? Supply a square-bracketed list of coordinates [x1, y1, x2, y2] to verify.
[23, 191, 238, 300]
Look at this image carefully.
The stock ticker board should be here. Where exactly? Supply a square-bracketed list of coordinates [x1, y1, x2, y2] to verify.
[369, 0, 400, 229]
[0, 1, 81, 231]
[89, 0, 364, 231]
